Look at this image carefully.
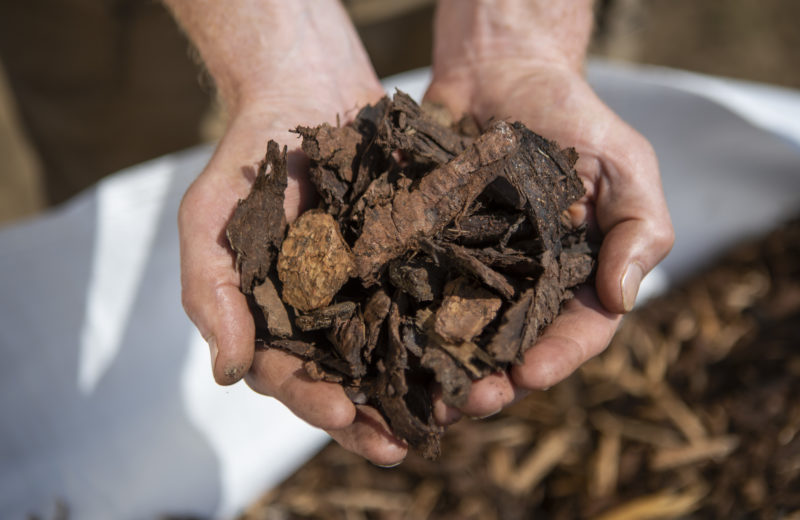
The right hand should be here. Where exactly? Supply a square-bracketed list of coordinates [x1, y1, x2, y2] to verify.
[178, 89, 411, 466]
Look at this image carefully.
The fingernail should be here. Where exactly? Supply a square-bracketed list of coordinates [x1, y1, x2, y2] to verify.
[442, 406, 463, 425]
[374, 460, 404, 469]
[472, 408, 502, 420]
[208, 336, 219, 372]
[621, 262, 645, 312]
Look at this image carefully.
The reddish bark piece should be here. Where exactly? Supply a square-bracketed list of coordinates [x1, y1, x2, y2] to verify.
[226, 141, 288, 293]
[352, 120, 519, 285]
[434, 277, 503, 343]
[252, 277, 292, 338]
[277, 210, 355, 312]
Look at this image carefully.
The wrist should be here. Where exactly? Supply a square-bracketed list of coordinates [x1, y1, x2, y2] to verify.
[165, 0, 382, 115]
[431, 0, 593, 83]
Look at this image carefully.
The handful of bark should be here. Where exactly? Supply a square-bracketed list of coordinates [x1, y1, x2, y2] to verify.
[226, 92, 594, 460]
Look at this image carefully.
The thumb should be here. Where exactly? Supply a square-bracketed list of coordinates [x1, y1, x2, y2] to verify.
[179, 173, 256, 385]
[584, 134, 674, 314]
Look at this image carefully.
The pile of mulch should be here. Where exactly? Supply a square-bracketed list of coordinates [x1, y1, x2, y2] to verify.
[238, 217, 800, 520]
[227, 92, 593, 458]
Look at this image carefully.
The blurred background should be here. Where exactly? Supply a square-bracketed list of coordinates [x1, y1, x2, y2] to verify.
[2, 0, 800, 225]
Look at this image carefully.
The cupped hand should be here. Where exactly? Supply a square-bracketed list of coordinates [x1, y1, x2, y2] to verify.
[178, 91, 408, 466]
[425, 61, 675, 421]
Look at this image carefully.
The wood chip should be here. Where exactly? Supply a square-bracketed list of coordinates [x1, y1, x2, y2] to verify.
[594, 486, 707, 520]
[505, 426, 578, 495]
[277, 210, 354, 312]
[650, 435, 739, 471]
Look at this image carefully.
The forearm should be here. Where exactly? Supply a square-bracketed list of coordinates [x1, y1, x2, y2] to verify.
[432, 0, 594, 76]
[163, 0, 380, 113]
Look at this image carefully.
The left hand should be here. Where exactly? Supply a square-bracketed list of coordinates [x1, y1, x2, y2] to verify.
[425, 60, 674, 422]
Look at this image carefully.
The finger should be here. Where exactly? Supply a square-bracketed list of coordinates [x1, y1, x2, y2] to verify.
[179, 177, 256, 385]
[327, 405, 409, 467]
[245, 348, 357, 431]
[457, 372, 516, 419]
[511, 286, 620, 390]
[431, 385, 463, 426]
[590, 133, 674, 313]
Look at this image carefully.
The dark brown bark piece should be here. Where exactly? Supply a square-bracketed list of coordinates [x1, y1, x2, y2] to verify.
[401, 325, 426, 358]
[442, 212, 532, 247]
[252, 277, 292, 338]
[363, 288, 391, 361]
[501, 123, 585, 253]
[303, 359, 343, 383]
[297, 98, 392, 215]
[295, 301, 357, 332]
[421, 348, 472, 409]
[388, 258, 441, 302]
[473, 246, 542, 277]
[439, 243, 516, 300]
[560, 241, 595, 288]
[487, 250, 577, 363]
[295, 123, 360, 216]
[277, 210, 355, 312]
[270, 339, 352, 379]
[327, 312, 367, 378]
[437, 341, 495, 380]
[379, 91, 472, 166]
[226, 141, 288, 293]
[377, 303, 443, 460]
[351, 171, 394, 218]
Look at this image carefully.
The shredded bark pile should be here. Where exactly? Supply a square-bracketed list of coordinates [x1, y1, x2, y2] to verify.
[238, 218, 800, 520]
[227, 92, 594, 459]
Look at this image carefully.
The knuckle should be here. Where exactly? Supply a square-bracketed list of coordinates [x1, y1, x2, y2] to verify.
[608, 132, 659, 182]
[177, 185, 196, 231]
[515, 361, 559, 391]
[180, 283, 201, 324]
[650, 220, 676, 258]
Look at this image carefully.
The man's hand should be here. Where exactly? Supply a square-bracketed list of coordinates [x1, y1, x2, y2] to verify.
[168, 0, 408, 466]
[425, 0, 674, 422]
